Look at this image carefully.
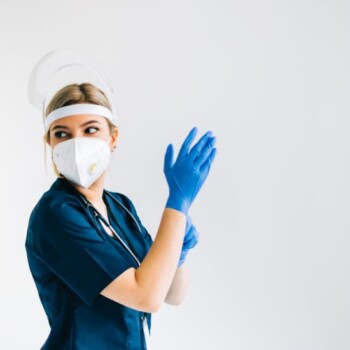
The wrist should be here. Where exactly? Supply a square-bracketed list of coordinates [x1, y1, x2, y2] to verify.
[165, 193, 190, 215]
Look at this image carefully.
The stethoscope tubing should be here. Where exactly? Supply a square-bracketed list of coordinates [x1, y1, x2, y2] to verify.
[61, 179, 151, 347]
[61, 179, 142, 266]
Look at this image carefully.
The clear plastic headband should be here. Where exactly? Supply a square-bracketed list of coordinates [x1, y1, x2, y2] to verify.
[27, 48, 117, 130]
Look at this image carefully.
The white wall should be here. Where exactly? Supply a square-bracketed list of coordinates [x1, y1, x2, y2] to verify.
[1, 0, 350, 349]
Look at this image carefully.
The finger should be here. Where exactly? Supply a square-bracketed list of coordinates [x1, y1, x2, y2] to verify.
[184, 223, 198, 243]
[200, 147, 217, 172]
[163, 144, 174, 172]
[184, 226, 199, 248]
[188, 130, 213, 160]
[195, 136, 216, 167]
[178, 127, 198, 159]
[184, 224, 195, 242]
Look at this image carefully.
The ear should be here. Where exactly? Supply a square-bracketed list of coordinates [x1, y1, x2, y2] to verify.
[43, 134, 51, 147]
[111, 127, 119, 151]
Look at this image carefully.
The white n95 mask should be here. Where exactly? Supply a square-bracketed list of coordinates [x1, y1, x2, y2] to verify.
[52, 136, 112, 188]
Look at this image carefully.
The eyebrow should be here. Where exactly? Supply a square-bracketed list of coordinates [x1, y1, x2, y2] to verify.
[51, 120, 101, 131]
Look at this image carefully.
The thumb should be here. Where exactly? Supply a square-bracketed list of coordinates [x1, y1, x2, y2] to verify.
[164, 144, 174, 172]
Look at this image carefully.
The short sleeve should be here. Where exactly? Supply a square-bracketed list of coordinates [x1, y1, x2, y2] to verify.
[32, 199, 133, 306]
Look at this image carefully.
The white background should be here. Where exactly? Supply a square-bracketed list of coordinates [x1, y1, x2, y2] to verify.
[1, 0, 350, 349]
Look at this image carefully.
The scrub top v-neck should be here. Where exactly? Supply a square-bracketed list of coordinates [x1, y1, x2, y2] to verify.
[102, 191, 141, 259]
[25, 178, 153, 350]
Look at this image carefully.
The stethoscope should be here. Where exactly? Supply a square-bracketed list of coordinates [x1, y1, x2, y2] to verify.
[85, 191, 153, 348]
[61, 178, 152, 348]
[61, 178, 142, 266]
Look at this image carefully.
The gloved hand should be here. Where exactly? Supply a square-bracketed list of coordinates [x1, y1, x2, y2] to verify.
[164, 127, 217, 215]
[178, 216, 199, 267]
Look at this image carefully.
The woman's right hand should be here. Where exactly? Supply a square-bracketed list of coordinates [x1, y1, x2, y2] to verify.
[164, 127, 217, 215]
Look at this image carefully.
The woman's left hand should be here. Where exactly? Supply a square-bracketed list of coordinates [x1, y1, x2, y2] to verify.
[178, 216, 199, 266]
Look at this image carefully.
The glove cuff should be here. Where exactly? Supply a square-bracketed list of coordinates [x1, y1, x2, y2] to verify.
[178, 249, 189, 267]
[165, 194, 190, 215]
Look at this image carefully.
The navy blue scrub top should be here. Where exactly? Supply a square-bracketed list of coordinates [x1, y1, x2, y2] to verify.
[25, 178, 153, 350]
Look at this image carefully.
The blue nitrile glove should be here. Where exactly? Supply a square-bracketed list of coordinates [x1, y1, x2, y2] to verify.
[178, 216, 199, 267]
[164, 127, 217, 215]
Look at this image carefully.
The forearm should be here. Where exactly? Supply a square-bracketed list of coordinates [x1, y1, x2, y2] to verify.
[134, 208, 186, 311]
[165, 263, 189, 305]
[101, 128, 216, 313]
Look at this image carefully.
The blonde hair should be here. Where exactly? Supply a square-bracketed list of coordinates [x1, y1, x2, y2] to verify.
[43, 82, 117, 177]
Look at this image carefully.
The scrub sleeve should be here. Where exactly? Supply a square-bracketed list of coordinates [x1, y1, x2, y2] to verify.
[26, 178, 154, 349]
[32, 199, 134, 307]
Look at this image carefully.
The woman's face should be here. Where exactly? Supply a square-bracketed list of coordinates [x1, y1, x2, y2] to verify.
[47, 114, 118, 150]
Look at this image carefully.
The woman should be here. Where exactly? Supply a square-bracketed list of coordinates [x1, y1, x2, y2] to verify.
[25, 82, 216, 349]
